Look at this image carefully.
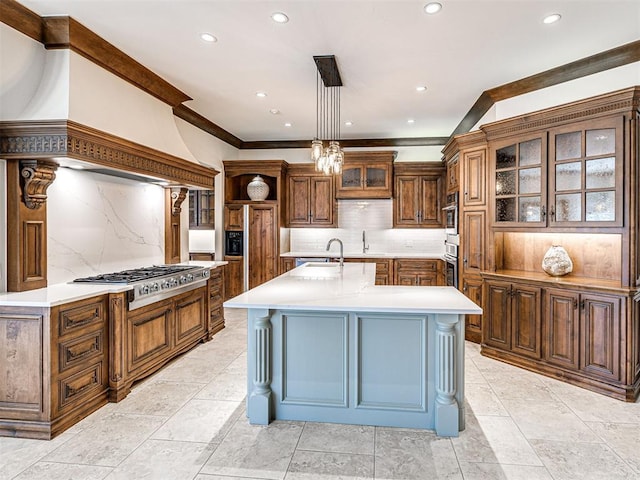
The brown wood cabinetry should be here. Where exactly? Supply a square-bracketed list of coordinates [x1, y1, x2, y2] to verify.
[393, 163, 445, 228]
[544, 287, 623, 381]
[336, 151, 394, 199]
[0, 296, 109, 439]
[446, 154, 459, 193]
[207, 266, 225, 337]
[224, 204, 244, 231]
[484, 279, 542, 359]
[223, 160, 287, 296]
[443, 133, 488, 343]
[224, 255, 243, 300]
[394, 259, 441, 286]
[483, 271, 635, 400]
[287, 164, 335, 227]
[280, 257, 296, 274]
[344, 257, 393, 285]
[189, 189, 215, 229]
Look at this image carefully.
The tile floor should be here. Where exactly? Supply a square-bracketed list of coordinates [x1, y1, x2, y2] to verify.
[2, 308, 640, 480]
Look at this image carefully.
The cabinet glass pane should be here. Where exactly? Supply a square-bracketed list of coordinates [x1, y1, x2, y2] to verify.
[586, 191, 615, 221]
[496, 198, 516, 222]
[518, 197, 541, 222]
[555, 193, 581, 222]
[496, 145, 516, 169]
[586, 157, 615, 189]
[518, 167, 541, 194]
[366, 167, 386, 187]
[586, 129, 615, 156]
[496, 171, 516, 195]
[556, 131, 581, 161]
[341, 167, 362, 188]
[555, 162, 582, 191]
[519, 139, 541, 166]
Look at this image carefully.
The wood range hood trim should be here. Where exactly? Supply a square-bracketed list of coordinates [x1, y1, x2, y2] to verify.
[0, 119, 219, 189]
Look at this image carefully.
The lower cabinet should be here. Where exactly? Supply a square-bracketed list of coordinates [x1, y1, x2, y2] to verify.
[545, 288, 622, 381]
[482, 273, 634, 401]
[208, 267, 225, 337]
[461, 274, 483, 343]
[394, 259, 441, 286]
[224, 255, 243, 300]
[0, 295, 110, 439]
[484, 280, 542, 359]
[344, 258, 393, 285]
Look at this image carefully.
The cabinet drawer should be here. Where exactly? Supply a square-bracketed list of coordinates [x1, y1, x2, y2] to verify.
[395, 259, 438, 272]
[58, 362, 105, 408]
[59, 330, 105, 372]
[59, 299, 106, 336]
[375, 260, 391, 274]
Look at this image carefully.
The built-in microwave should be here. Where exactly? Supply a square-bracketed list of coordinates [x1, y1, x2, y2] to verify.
[443, 192, 458, 235]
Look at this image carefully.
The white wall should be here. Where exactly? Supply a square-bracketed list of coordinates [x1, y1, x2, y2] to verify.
[0, 24, 47, 120]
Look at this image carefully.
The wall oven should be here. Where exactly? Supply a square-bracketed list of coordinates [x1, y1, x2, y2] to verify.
[443, 192, 458, 235]
[444, 240, 458, 289]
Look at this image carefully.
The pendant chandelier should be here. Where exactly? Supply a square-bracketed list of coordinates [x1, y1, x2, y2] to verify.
[311, 55, 344, 175]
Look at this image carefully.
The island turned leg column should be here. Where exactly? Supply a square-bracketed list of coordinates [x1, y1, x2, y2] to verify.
[434, 314, 462, 437]
[248, 309, 272, 424]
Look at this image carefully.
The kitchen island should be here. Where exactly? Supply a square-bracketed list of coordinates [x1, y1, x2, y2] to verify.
[224, 262, 481, 436]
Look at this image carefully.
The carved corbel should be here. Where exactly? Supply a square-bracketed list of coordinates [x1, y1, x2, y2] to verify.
[20, 159, 58, 209]
[170, 187, 188, 215]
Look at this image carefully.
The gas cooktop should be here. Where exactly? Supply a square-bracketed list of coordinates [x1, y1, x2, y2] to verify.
[73, 265, 198, 284]
[73, 264, 211, 310]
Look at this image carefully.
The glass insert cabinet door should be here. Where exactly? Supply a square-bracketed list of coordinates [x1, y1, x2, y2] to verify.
[548, 118, 622, 227]
[493, 136, 546, 225]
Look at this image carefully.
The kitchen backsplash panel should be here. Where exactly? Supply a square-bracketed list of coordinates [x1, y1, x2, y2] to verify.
[290, 228, 445, 255]
[47, 168, 164, 284]
[337, 199, 393, 230]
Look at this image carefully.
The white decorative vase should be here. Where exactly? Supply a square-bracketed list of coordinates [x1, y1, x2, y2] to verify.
[247, 175, 269, 201]
[542, 245, 573, 276]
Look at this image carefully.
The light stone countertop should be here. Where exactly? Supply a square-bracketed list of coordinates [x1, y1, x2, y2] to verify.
[225, 262, 481, 315]
[280, 251, 445, 259]
[0, 261, 227, 308]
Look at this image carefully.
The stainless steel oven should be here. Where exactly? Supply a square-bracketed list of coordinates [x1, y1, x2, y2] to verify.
[443, 192, 458, 235]
[444, 239, 458, 289]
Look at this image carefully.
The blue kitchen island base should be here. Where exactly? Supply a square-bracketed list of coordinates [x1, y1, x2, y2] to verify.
[246, 308, 465, 437]
[225, 262, 481, 437]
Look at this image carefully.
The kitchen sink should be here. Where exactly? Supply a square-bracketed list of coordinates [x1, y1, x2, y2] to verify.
[290, 262, 342, 279]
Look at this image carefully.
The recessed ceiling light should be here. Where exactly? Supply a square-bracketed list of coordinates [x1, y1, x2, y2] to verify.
[271, 12, 289, 23]
[345, 121, 353, 127]
[256, 92, 267, 98]
[543, 13, 561, 24]
[424, 2, 442, 14]
[416, 86, 427, 92]
[407, 119, 415, 124]
[270, 108, 280, 114]
[200, 33, 217, 42]
[284, 122, 292, 127]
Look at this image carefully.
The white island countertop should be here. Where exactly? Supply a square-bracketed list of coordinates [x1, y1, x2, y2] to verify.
[225, 262, 481, 315]
[0, 261, 227, 308]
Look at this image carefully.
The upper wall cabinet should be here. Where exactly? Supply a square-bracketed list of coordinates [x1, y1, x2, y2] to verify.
[393, 163, 445, 228]
[489, 116, 623, 229]
[189, 190, 215, 229]
[336, 151, 395, 199]
[287, 164, 336, 227]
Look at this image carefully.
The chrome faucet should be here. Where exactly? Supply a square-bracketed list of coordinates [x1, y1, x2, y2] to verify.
[362, 230, 369, 254]
[326, 238, 344, 267]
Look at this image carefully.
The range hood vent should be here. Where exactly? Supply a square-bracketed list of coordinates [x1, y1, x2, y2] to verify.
[0, 119, 218, 189]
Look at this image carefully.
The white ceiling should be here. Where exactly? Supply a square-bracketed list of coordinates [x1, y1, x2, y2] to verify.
[18, 0, 640, 144]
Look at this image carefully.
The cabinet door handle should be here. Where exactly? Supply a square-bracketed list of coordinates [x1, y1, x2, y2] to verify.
[463, 257, 468, 264]
[541, 205, 547, 220]
[549, 205, 555, 220]
[580, 300, 585, 310]
[573, 298, 578, 309]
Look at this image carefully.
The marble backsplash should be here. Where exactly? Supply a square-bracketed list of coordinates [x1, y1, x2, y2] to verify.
[47, 168, 164, 284]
